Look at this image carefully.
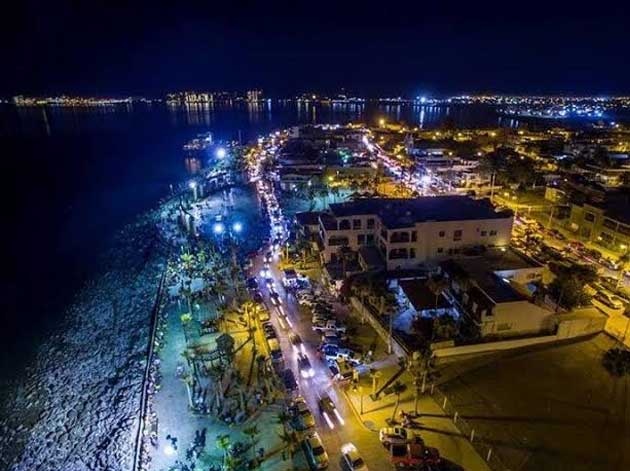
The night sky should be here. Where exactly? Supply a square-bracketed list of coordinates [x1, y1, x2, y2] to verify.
[2, 0, 630, 97]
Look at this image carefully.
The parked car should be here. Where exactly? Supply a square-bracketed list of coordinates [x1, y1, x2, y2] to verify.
[389, 439, 440, 467]
[596, 292, 624, 310]
[281, 369, 298, 392]
[258, 309, 270, 322]
[313, 320, 347, 334]
[290, 397, 315, 431]
[341, 443, 368, 471]
[379, 427, 414, 446]
[304, 432, 329, 470]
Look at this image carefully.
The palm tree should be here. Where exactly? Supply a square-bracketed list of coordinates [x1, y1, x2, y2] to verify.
[277, 430, 298, 460]
[242, 425, 260, 463]
[427, 275, 449, 311]
[216, 434, 231, 469]
[390, 381, 408, 422]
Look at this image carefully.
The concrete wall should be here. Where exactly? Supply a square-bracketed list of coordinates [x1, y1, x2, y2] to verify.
[481, 301, 555, 337]
[434, 315, 605, 359]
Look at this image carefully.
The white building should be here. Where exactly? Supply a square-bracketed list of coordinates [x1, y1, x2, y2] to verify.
[317, 196, 514, 271]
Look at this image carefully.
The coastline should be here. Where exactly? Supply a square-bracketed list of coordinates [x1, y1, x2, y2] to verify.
[0, 207, 171, 471]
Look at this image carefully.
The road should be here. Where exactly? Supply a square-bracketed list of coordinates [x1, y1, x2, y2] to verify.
[251, 250, 394, 470]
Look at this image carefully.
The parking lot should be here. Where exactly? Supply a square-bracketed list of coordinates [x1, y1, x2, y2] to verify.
[439, 334, 630, 471]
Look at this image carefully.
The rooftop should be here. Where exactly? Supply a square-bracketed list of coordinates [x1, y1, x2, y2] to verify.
[329, 196, 512, 229]
[295, 211, 325, 227]
[399, 279, 450, 311]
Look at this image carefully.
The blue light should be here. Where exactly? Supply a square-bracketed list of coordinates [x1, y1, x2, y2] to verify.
[216, 147, 226, 159]
[213, 223, 225, 234]
[232, 222, 243, 233]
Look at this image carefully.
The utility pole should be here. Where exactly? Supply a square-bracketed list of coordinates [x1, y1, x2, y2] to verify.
[490, 172, 496, 203]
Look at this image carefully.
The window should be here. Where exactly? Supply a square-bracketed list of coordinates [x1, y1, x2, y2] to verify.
[489, 230, 497, 236]
[389, 248, 408, 260]
[367, 218, 375, 229]
[480, 230, 487, 237]
[410, 248, 416, 258]
[353, 219, 361, 230]
[437, 247, 444, 254]
[453, 229, 463, 241]
[357, 234, 365, 245]
[411, 231, 417, 242]
[584, 212, 595, 223]
[366, 234, 375, 245]
[339, 219, 351, 230]
[439, 230, 445, 237]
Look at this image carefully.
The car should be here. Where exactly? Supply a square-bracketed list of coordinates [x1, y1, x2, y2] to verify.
[290, 397, 315, 431]
[335, 348, 362, 366]
[341, 443, 368, 471]
[379, 427, 413, 446]
[321, 344, 339, 361]
[600, 258, 620, 270]
[264, 252, 273, 263]
[270, 347, 284, 363]
[297, 353, 315, 378]
[263, 322, 277, 339]
[320, 332, 341, 348]
[259, 267, 272, 279]
[281, 369, 298, 392]
[246, 277, 258, 290]
[318, 394, 345, 429]
[304, 432, 329, 470]
[596, 292, 624, 310]
[258, 309, 270, 322]
[389, 439, 440, 467]
[290, 333, 306, 354]
[253, 291, 264, 303]
[270, 291, 283, 305]
[313, 320, 347, 334]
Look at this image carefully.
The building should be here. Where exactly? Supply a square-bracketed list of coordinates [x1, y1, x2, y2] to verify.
[569, 195, 630, 253]
[247, 89, 263, 103]
[439, 250, 552, 338]
[317, 196, 514, 270]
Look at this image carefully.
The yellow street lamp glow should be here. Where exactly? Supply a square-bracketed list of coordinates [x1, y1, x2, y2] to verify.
[379, 118, 385, 126]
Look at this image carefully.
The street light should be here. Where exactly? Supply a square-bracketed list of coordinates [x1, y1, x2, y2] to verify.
[232, 221, 243, 233]
[216, 147, 226, 159]
[213, 222, 225, 234]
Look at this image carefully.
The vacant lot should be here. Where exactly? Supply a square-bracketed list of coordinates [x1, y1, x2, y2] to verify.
[440, 334, 630, 471]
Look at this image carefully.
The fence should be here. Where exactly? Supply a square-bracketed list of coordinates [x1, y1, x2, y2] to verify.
[425, 383, 512, 471]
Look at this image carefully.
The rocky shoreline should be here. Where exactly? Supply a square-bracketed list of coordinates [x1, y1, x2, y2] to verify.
[0, 209, 170, 471]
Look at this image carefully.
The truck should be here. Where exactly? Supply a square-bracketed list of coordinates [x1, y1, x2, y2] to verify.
[313, 320, 347, 334]
[389, 437, 441, 467]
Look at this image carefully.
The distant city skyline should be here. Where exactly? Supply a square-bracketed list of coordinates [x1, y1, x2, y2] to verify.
[2, 1, 629, 97]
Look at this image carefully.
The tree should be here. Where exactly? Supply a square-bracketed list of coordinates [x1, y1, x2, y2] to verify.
[242, 425, 260, 463]
[549, 275, 591, 310]
[389, 381, 408, 422]
[602, 348, 630, 377]
[216, 434, 231, 470]
[427, 275, 449, 311]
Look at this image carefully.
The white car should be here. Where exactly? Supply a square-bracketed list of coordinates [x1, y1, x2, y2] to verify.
[304, 432, 329, 470]
[341, 443, 368, 471]
[379, 427, 413, 446]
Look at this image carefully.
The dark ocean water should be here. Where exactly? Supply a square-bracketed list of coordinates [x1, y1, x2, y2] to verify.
[0, 100, 520, 382]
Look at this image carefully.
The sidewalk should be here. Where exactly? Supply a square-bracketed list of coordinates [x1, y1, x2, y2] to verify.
[343, 366, 492, 471]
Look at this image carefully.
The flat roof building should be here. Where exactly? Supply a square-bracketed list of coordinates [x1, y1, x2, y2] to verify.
[317, 196, 514, 271]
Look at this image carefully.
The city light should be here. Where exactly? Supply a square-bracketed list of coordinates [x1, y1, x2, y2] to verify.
[213, 222, 225, 234]
[216, 147, 226, 158]
[188, 181, 196, 189]
[232, 221, 243, 233]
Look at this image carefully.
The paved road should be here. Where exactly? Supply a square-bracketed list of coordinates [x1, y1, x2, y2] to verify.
[252, 251, 394, 471]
